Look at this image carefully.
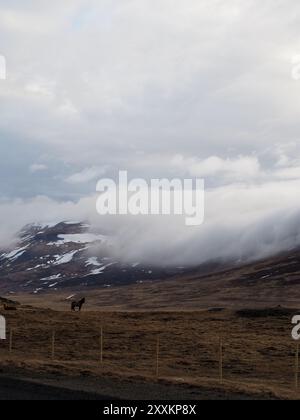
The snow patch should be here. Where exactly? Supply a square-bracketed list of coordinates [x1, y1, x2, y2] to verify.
[41, 274, 62, 281]
[4, 245, 29, 261]
[27, 264, 46, 271]
[53, 251, 78, 265]
[90, 262, 116, 275]
[86, 257, 102, 267]
[132, 262, 140, 268]
[54, 233, 107, 245]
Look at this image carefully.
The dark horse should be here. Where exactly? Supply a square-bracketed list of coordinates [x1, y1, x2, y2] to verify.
[71, 297, 85, 312]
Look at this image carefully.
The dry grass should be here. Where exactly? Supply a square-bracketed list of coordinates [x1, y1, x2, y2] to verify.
[0, 306, 300, 399]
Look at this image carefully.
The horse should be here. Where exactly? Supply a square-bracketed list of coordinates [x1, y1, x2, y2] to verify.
[71, 297, 85, 312]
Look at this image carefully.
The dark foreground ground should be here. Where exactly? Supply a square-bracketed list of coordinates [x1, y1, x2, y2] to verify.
[0, 372, 271, 400]
[0, 375, 111, 400]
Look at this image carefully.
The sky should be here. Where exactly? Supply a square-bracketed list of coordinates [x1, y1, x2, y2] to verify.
[1, 0, 300, 264]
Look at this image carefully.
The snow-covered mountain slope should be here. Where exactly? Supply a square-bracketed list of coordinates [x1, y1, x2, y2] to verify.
[0, 222, 187, 294]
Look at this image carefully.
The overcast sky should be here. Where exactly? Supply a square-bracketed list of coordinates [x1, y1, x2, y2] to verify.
[1, 1, 300, 264]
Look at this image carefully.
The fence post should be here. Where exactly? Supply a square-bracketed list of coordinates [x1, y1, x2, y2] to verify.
[9, 329, 13, 353]
[156, 336, 160, 378]
[219, 337, 223, 384]
[100, 327, 103, 365]
[51, 331, 55, 360]
[295, 343, 299, 389]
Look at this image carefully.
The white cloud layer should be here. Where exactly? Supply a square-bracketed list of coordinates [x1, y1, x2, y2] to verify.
[1, 178, 300, 266]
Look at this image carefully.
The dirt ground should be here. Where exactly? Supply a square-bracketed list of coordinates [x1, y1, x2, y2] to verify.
[0, 305, 300, 399]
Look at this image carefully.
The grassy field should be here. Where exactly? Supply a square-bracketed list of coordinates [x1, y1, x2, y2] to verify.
[0, 305, 300, 399]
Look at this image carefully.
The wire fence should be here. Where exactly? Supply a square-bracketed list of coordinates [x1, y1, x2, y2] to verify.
[0, 324, 299, 391]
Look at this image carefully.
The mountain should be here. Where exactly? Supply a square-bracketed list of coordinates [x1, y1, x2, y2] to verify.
[2, 221, 300, 309]
[0, 222, 190, 294]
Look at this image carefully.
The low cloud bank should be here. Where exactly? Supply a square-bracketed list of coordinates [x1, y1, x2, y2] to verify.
[1, 178, 300, 267]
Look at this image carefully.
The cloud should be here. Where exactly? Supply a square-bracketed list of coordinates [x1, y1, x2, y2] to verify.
[274, 166, 300, 180]
[29, 163, 48, 173]
[0, 177, 300, 267]
[171, 154, 261, 181]
[66, 166, 108, 184]
[1, 0, 300, 166]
